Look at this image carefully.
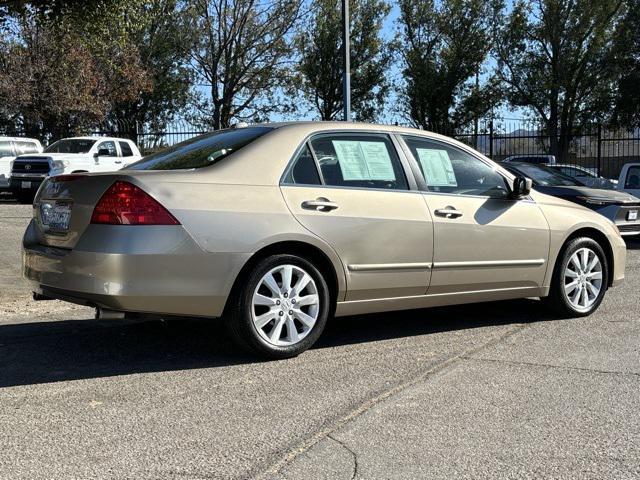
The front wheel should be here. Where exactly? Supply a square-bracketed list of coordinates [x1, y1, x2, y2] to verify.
[225, 254, 331, 359]
[543, 237, 608, 317]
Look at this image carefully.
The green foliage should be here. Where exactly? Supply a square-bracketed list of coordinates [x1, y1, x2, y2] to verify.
[293, 0, 391, 121]
[611, 0, 640, 128]
[492, 0, 624, 158]
[0, 1, 193, 140]
[397, 0, 497, 132]
[107, 0, 195, 133]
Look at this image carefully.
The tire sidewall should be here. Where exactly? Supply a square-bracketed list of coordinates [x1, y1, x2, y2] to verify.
[239, 254, 330, 358]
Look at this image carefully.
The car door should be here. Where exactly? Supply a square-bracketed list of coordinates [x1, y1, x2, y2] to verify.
[94, 140, 120, 172]
[280, 132, 434, 301]
[399, 135, 550, 296]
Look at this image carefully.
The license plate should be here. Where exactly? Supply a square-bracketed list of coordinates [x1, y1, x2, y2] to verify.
[628, 210, 638, 221]
[40, 201, 72, 231]
[21, 181, 31, 189]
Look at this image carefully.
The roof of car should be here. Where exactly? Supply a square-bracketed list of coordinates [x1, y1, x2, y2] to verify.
[0, 136, 41, 142]
[60, 136, 135, 142]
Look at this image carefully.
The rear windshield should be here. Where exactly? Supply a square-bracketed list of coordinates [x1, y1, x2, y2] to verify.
[127, 126, 273, 171]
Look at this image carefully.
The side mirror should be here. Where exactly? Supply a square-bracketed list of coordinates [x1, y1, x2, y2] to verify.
[512, 175, 532, 198]
[96, 148, 110, 157]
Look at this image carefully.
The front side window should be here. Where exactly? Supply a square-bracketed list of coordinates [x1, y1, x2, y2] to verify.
[0, 141, 14, 157]
[45, 139, 96, 154]
[15, 141, 39, 155]
[404, 136, 509, 198]
[626, 166, 640, 189]
[308, 134, 408, 190]
[96, 141, 117, 156]
[119, 141, 134, 157]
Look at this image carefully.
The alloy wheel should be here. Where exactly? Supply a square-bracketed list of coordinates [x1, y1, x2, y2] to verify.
[563, 247, 603, 312]
[251, 264, 320, 346]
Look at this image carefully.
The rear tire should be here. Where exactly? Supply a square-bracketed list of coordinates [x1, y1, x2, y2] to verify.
[224, 254, 331, 359]
[543, 237, 608, 317]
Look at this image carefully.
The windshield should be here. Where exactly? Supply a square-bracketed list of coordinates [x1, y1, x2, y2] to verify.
[0, 141, 13, 157]
[509, 164, 585, 187]
[45, 139, 96, 154]
[127, 126, 273, 171]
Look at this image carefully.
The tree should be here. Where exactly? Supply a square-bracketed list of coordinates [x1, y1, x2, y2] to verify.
[107, 0, 195, 137]
[610, 0, 640, 128]
[397, 0, 498, 133]
[293, 0, 391, 121]
[187, 0, 302, 130]
[0, 2, 152, 139]
[492, 0, 624, 160]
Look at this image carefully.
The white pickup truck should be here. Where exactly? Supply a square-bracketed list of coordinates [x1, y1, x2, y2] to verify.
[10, 136, 142, 202]
[0, 137, 43, 193]
[617, 163, 640, 198]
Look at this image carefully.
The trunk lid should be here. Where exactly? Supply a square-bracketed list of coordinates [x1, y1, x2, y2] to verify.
[33, 173, 127, 249]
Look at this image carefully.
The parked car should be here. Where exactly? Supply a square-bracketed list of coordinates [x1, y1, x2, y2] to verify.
[547, 164, 617, 189]
[503, 162, 640, 237]
[23, 122, 626, 358]
[617, 163, 640, 198]
[0, 137, 42, 193]
[10, 136, 141, 203]
[502, 154, 556, 165]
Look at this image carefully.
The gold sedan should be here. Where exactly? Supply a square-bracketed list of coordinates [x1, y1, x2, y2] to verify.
[23, 122, 626, 358]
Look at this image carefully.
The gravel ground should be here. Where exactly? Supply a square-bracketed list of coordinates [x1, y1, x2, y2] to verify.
[1, 203, 638, 479]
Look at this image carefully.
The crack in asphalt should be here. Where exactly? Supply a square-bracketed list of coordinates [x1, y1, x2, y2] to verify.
[464, 356, 640, 378]
[255, 322, 531, 480]
[327, 434, 358, 480]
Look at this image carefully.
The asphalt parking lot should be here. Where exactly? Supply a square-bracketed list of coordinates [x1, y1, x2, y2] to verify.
[1, 203, 639, 480]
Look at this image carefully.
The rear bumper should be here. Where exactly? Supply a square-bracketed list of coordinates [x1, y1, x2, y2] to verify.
[22, 220, 250, 317]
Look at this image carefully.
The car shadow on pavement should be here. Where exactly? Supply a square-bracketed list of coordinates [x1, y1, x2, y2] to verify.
[0, 298, 555, 388]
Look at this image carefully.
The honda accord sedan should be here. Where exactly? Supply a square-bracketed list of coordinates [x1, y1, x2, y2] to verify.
[23, 122, 626, 358]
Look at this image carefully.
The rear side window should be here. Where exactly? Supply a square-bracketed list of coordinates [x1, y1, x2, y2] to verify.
[626, 166, 640, 189]
[119, 141, 133, 157]
[128, 126, 273, 171]
[284, 145, 321, 185]
[308, 134, 408, 190]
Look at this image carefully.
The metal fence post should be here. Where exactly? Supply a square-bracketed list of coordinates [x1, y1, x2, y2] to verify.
[489, 120, 494, 159]
[596, 123, 602, 177]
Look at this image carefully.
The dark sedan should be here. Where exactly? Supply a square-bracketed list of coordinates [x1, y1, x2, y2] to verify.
[502, 162, 640, 237]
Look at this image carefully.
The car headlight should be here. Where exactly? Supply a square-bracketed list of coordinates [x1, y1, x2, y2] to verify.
[576, 196, 619, 206]
[51, 160, 66, 171]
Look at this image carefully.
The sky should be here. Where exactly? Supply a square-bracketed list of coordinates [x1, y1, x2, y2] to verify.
[197, 0, 527, 127]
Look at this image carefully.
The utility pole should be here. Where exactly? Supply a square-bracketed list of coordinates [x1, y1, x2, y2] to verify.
[342, 0, 351, 122]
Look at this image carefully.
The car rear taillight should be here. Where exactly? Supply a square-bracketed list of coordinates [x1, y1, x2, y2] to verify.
[91, 181, 180, 225]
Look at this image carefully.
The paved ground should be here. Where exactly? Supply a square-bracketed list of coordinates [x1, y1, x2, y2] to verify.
[1, 203, 639, 479]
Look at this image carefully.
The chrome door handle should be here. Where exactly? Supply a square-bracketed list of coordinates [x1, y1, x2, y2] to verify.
[435, 206, 463, 218]
[115, 160, 123, 164]
[301, 198, 338, 212]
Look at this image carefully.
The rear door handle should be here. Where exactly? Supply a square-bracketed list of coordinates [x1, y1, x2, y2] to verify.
[435, 206, 463, 218]
[301, 198, 338, 212]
